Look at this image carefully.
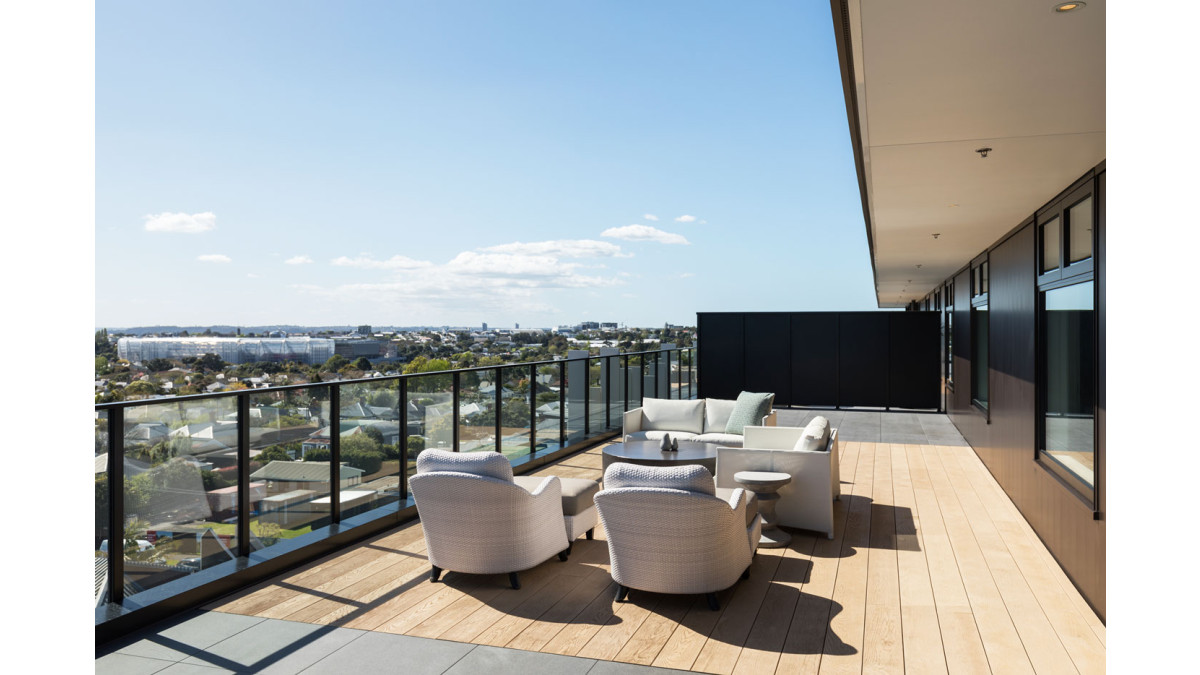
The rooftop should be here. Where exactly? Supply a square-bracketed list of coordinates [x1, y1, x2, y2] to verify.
[97, 410, 1105, 673]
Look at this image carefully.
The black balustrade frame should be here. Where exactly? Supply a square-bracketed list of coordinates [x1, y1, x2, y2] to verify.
[95, 346, 694, 640]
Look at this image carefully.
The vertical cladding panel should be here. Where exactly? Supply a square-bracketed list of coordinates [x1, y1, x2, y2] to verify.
[888, 312, 941, 409]
[697, 313, 745, 400]
[838, 313, 889, 407]
[1094, 168, 1106, 613]
[790, 312, 839, 406]
[743, 314, 792, 404]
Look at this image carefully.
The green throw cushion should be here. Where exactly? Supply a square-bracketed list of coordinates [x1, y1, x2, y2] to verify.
[724, 391, 774, 435]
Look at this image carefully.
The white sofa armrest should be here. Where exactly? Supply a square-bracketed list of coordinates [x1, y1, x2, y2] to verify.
[714, 445, 836, 538]
[743, 425, 805, 449]
[622, 408, 644, 440]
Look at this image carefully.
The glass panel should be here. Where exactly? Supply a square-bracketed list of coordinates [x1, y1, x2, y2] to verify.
[457, 368, 495, 453]
[1041, 216, 1061, 273]
[1043, 281, 1095, 488]
[588, 358, 605, 432]
[1068, 197, 1093, 264]
[95, 410, 110, 602]
[121, 396, 239, 597]
[606, 356, 624, 429]
[407, 373, 454, 455]
[338, 380, 402, 518]
[667, 351, 682, 399]
[981, 261, 989, 294]
[643, 353, 659, 400]
[499, 365, 532, 460]
[971, 305, 988, 408]
[946, 311, 954, 384]
[628, 355, 644, 407]
[249, 386, 331, 549]
[565, 356, 587, 444]
[533, 364, 562, 451]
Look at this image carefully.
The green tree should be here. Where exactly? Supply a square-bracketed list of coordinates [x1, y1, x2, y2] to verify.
[144, 358, 173, 372]
[304, 446, 331, 462]
[194, 353, 227, 372]
[407, 436, 425, 454]
[123, 380, 159, 397]
[351, 356, 373, 371]
[323, 354, 349, 372]
[95, 355, 110, 375]
[201, 469, 232, 491]
[256, 445, 294, 463]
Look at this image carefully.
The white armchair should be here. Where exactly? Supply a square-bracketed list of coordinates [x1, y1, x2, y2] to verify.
[715, 419, 840, 539]
[594, 462, 761, 610]
[410, 450, 570, 589]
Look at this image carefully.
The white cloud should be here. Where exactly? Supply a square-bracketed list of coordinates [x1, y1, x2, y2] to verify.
[680, 272, 696, 278]
[331, 254, 433, 269]
[144, 211, 216, 233]
[674, 214, 697, 223]
[643, 214, 659, 221]
[197, 254, 231, 264]
[601, 224, 690, 245]
[480, 239, 632, 259]
[247, 273, 262, 278]
[285, 255, 314, 265]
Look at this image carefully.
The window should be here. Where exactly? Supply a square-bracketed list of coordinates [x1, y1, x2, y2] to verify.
[1039, 182, 1093, 283]
[1067, 196, 1093, 264]
[944, 282, 954, 387]
[1041, 216, 1061, 273]
[1039, 280, 1095, 497]
[970, 260, 988, 411]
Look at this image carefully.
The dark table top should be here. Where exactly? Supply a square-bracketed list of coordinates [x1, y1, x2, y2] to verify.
[603, 440, 718, 463]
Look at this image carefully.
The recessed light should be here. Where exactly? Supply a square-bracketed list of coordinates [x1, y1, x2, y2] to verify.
[1054, 2, 1085, 12]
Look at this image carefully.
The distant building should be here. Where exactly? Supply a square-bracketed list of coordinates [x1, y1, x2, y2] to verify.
[356, 325, 372, 336]
[481, 322, 488, 331]
[117, 336, 335, 365]
[331, 337, 384, 358]
[600, 322, 618, 330]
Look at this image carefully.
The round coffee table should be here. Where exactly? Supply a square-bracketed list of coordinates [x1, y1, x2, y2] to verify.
[602, 440, 718, 474]
[734, 470, 793, 548]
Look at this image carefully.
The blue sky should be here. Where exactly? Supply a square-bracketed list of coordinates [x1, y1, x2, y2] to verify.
[96, 1, 877, 328]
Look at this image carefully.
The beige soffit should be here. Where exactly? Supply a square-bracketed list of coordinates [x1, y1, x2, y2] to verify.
[832, 0, 1105, 307]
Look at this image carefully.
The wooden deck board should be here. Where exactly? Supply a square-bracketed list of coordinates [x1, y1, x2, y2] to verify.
[207, 438, 1104, 674]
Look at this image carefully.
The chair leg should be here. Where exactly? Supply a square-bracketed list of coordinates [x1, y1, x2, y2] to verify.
[615, 584, 629, 603]
[567, 541, 573, 555]
[430, 565, 442, 583]
[585, 527, 595, 540]
[508, 572, 521, 590]
[706, 593, 720, 611]
[558, 549, 570, 562]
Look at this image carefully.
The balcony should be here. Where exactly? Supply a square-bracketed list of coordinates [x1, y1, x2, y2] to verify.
[97, 408, 1104, 673]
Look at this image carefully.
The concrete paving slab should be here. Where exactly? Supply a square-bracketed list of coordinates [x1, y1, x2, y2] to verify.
[299, 631, 473, 674]
[444, 645, 595, 675]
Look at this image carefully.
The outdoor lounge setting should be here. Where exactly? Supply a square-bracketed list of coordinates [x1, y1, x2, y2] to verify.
[88, 1, 1115, 673]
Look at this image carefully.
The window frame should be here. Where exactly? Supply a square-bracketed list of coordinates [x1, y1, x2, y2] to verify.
[1035, 176, 1099, 509]
[969, 257, 989, 417]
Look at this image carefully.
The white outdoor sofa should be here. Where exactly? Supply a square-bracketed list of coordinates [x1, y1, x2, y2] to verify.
[594, 462, 762, 611]
[622, 396, 777, 448]
[410, 449, 598, 589]
[714, 417, 841, 539]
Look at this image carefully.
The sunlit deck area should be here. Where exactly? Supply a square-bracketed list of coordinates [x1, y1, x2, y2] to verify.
[98, 411, 1105, 674]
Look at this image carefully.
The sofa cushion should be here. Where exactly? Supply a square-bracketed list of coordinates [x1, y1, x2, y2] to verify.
[514, 475, 599, 515]
[724, 392, 774, 435]
[416, 448, 514, 482]
[714, 487, 760, 527]
[625, 430, 701, 443]
[703, 398, 738, 433]
[641, 398, 705, 435]
[696, 432, 744, 447]
[603, 462, 715, 496]
[793, 416, 831, 453]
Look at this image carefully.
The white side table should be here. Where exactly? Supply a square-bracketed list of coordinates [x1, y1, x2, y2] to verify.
[734, 470, 793, 548]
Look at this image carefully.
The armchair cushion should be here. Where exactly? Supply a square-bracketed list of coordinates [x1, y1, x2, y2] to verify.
[603, 462, 715, 496]
[696, 432, 745, 446]
[795, 416, 831, 453]
[625, 430, 701, 443]
[703, 398, 737, 433]
[416, 448, 514, 482]
[640, 398, 705, 435]
[724, 392, 775, 435]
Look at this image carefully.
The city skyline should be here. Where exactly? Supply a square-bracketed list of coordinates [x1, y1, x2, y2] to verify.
[96, 1, 878, 328]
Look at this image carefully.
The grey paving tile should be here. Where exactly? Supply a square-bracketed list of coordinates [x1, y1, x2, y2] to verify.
[181, 617, 338, 672]
[300, 632, 474, 674]
[255, 625, 366, 675]
[879, 432, 930, 444]
[156, 663, 235, 674]
[587, 660, 693, 674]
[115, 611, 266, 662]
[95, 652, 176, 675]
[444, 645, 595, 675]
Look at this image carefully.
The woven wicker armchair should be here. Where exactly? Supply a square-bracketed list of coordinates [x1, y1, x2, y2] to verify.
[594, 463, 761, 610]
[410, 450, 570, 589]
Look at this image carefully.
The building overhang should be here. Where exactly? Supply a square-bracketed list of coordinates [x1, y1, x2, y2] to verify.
[830, 0, 1105, 307]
